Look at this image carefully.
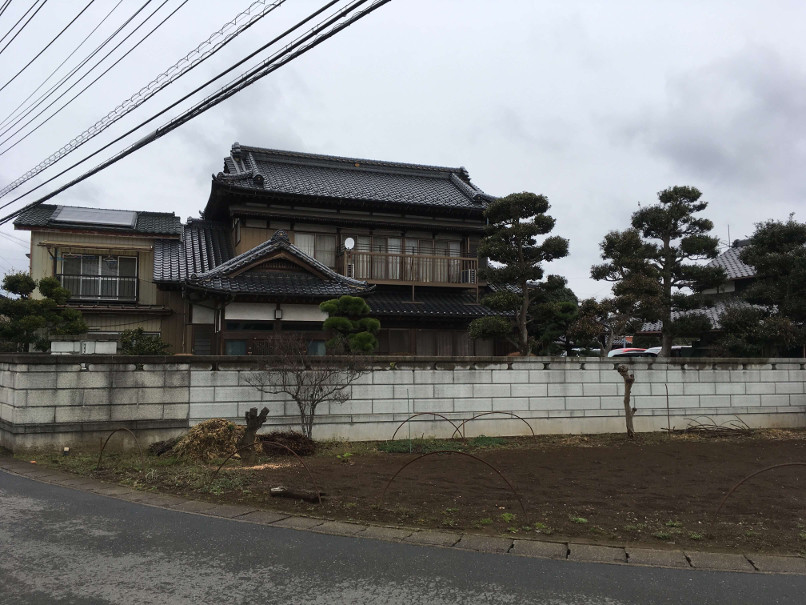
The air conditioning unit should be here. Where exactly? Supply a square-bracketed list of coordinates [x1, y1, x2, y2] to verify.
[461, 269, 477, 284]
[345, 263, 355, 278]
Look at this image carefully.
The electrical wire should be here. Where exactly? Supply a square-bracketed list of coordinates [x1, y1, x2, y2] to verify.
[0, 0, 179, 150]
[0, 0, 285, 198]
[0, 0, 345, 211]
[0, 0, 125, 131]
[0, 0, 48, 55]
[0, 0, 153, 133]
[0, 0, 394, 226]
[0, 0, 97, 95]
[0, 1, 14, 21]
[0, 228, 29, 245]
[0, 0, 43, 49]
[0, 231, 28, 249]
[0, 0, 47, 58]
[0, 0, 190, 155]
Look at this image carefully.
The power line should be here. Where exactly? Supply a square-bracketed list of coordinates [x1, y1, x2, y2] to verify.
[0, 1, 14, 21]
[0, 0, 42, 48]
[0, 0, 394, 226]
[0, 0, 285, 198]
[0, 0, 344, 209]
[0, 0, 97, 95]
[0, 228, 28, 245]
[0, 0, 153, 134]
[0, 0, 125, 131]
[0, 0, 47, 58]
[0, 0, 175, 149]
[0, 0, 189, 155]
[0, 231, 28, 249]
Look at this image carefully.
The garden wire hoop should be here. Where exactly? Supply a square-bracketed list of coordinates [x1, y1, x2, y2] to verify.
[450, 411, 535, 440]
[97, 427, 146, 472]
[389, 412, 464, 442]
[716, 462, 806, 515]
[379, 450, 528, 521]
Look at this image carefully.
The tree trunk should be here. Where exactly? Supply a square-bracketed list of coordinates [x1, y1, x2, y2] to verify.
[616, 365, 635, 438]
[238, 407, 269, 463]
[660, 236, 673, 357]
[519, 284, 530, 356]
[660, 328, 673, 358]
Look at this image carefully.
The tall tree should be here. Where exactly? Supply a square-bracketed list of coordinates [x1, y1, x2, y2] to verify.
[739, 217, 806, 326]
[0, 272, 87, 352]
[470, 192, 569, 355]
[717, 217, 806, 357]
[591, 186, 724, 356]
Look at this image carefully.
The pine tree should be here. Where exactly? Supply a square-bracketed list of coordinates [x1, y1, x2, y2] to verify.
[471, 192, 568, 355]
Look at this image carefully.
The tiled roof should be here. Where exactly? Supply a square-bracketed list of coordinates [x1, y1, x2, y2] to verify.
[153, 239, 184, 283]
[366, 288, 499, 319]
[639, 299, 753, 333]
[13, 204, 181, 235]
[153, 219, 233, 283]
[184, 230, 373, 298]
[183, 219, 232, 277]
[212, 143, 493, 212]
[707, 244, 755, 280]
[185, 272, 369, 298]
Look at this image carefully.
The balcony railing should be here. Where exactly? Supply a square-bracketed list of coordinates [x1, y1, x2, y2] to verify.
[56, 274, 138, 302]
[337, 250, 479, 286]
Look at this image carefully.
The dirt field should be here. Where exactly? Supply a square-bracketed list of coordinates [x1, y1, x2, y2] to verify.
[55, 430, 806, 555]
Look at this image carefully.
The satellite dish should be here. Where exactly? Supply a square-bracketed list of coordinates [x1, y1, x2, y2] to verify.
[344, 237, 355, 250]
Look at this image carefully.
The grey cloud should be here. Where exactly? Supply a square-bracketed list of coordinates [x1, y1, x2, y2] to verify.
[616, 47, 806, 192]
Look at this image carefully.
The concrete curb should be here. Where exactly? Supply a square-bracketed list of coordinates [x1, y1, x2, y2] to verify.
[2, 457, 805, 575]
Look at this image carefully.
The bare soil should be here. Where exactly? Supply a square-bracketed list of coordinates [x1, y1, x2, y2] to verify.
[46, 430, 806, 555]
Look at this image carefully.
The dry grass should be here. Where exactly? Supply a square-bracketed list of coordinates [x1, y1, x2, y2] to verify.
[173, 418, 247, 462]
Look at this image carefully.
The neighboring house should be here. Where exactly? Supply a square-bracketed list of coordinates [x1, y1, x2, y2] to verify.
[153, 144, 503, 356]
[13, 205, 184, 348]
[701, 239, 755, 299]
[638, 239, 755, 337]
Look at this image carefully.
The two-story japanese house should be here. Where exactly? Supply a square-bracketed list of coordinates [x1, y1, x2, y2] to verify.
[154, 144, 502, 355]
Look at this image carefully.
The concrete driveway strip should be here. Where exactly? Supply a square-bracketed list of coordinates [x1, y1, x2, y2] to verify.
[3, 468, 806, 605]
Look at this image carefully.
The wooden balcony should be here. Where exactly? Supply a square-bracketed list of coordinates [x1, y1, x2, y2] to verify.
[337, 250, 479, 287]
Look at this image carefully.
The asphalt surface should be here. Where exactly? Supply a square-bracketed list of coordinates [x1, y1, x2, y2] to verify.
[2, 469, 806, 604]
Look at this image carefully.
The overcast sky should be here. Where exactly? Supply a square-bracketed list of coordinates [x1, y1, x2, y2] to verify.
[1, 0, 804, 299]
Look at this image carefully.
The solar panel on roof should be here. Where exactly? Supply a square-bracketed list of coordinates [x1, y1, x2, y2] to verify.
[52, 206, 137, 228]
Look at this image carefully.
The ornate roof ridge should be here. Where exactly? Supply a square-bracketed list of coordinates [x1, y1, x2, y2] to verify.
[230, 142, 465, 176]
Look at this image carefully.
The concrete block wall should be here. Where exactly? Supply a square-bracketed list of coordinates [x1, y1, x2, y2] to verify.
[0, 358, 190, 450]
[184, 357, 806, 440]
[1, 355, 805, 450]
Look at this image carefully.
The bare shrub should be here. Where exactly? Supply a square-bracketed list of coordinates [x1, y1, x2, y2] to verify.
[246, 333, 369, 439]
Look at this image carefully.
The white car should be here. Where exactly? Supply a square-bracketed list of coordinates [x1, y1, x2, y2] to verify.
[644, 345, 692, 357]
[607, 348, 655, 357]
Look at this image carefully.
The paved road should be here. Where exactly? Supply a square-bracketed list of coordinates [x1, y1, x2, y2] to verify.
[1, 470, 804, 605]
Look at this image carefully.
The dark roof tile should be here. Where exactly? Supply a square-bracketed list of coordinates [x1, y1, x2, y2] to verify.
[213, 144, 493, 212]
[708, 244, 755, 280]
[14, 204, 181, 236]
[367, 289, 498, 319]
